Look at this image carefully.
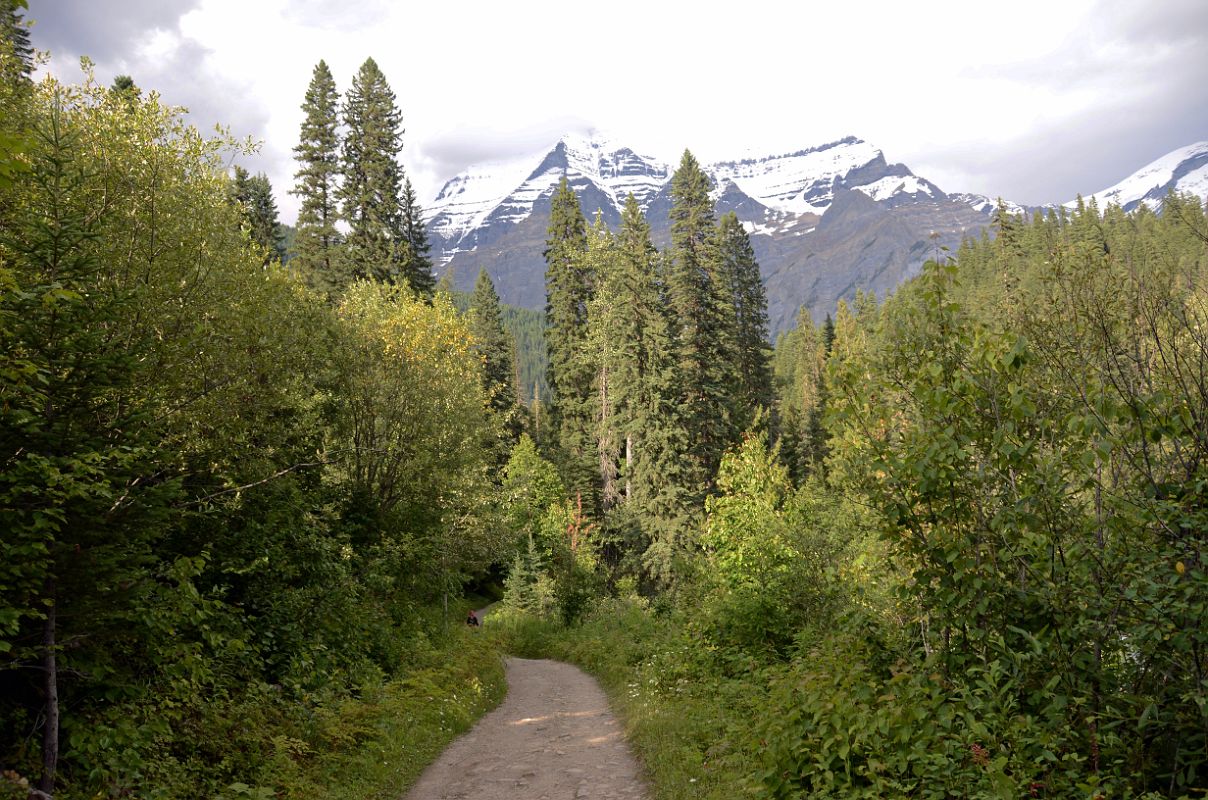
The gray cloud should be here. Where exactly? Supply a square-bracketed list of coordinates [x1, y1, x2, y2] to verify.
[414, 117, 593, 183]
[28, 0, 201, 62]
[932, 0, 1208, 204]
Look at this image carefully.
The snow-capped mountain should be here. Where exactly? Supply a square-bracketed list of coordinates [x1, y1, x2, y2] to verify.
[427, 132, 983, 334]
[709, 137, 941, 215]
[949, 141, 1208, 218]
[1068, 141, 1208, 213]
[425, 134, 1208, 336]
[428, 133, 668, 256]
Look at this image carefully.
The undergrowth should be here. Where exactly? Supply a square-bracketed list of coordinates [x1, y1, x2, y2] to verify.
[266, 623, 506, 799]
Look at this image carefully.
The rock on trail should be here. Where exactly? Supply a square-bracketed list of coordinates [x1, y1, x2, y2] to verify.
[403, 657, 649, 800]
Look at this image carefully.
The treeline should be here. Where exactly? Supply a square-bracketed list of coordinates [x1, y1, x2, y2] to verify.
[510, 154, 774, 602]
[0, 31, 524, 800]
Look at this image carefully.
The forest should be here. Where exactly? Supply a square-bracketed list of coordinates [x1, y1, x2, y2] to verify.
[2, 3, 1207, 798]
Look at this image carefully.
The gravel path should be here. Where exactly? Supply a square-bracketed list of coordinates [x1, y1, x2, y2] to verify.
[403, 657, 649, 800]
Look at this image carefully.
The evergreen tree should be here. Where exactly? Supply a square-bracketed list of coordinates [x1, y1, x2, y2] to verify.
[399, 175, 435, 296]
[543, 177, 596, 509]
[109, 75, 142, 108]
[582, 218, 622, 511]
[801, 313, 834, 478]
[715, 211, 772, 426]
[665, 150, 733, 498]
[0, 0, 32, 86]
[229, 166, 285, 265]
[468, 268, 522, 445]
[290, 60, 343, 293]
[339, 57, 406, 284]
[609, 196, 693, 583]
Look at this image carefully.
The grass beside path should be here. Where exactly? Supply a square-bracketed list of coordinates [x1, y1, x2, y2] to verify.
[271, 626, 506, 799]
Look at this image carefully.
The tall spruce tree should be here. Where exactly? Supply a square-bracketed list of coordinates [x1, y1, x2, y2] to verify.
[468, 268, 523, 447]
[399, 175, 435, 297]
[543, 177, 595, 511]
[339, 57, 406, 284]
[665, 150, 734, 498]
[582, 220, 622, 511]
[290, 60, 342, 292]
[610, 196, 693, 582]
[715, 211, 772, 425]
[230, 166, 285, 265]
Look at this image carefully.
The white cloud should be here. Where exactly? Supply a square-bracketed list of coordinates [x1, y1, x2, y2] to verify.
[35, 0, 1208, 221]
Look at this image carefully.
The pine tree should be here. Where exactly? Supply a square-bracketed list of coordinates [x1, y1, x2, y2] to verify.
[339, 57, 405, 284]
[0, 0, 32, 86]
[468, 268, 522, 446]
[290, 60, 343, 292]
[544, 175, 589, 419]
[799, 312, 836, 477]
[609, 196, 693, 583]
[109, 75, 142, 107]
[665, 149, 734, 498]
[543, 177, 596, 510]
[229, 166, 285, 265]
[399, 175, 435, 297]
[715, 211, 772, 426]
[582, 218, 622, 511]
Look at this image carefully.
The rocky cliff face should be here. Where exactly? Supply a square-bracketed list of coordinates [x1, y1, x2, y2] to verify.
[426, 135, 1208, 335]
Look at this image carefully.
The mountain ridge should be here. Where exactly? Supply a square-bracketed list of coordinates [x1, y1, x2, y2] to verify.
[426, 135, 1208, 335]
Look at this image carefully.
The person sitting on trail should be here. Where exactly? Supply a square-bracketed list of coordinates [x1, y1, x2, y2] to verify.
[466, 609, 480, 627]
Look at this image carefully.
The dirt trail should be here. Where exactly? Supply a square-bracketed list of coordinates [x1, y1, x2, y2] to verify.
[403, 657, 649, 800]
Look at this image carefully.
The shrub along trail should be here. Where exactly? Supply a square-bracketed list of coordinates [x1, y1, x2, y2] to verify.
[403, 657, 649, 800]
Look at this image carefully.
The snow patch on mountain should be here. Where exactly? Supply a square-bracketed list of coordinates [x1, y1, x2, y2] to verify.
[427, 150, 547, 246]
[709, 137, 882, 215]
[1180, 163, 1208, 202]
[851, 174, 934, 202]
[950, 192, 1030, 217]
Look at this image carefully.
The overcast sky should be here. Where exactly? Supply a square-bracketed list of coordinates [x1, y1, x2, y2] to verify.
[28, 0, 1208, 224]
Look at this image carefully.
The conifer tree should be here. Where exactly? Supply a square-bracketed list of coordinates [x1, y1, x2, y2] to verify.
[543, 177, 596, 507]
[230, 166, 285, 265]
[109, 75, 141, 107]
[339, 57, 406, 284]
[469, 269, 523, 446]
[665, 150, 734, 498]
[0, 0, 32, 86]
[400, 175, 435, 296]
[715, 211, 772, 426]
[609, 196, 693, 582]
[290, 60, 342, 292]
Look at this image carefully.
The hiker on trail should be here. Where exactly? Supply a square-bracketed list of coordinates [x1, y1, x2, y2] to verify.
[466, 609, 480, 627]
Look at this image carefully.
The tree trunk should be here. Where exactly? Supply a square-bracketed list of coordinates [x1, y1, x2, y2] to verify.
[625, 434, 632, 501]
[38, 581, 58, 797]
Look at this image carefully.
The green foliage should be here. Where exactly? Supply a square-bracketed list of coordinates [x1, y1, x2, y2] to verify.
[699, 426, 846, 655]
[501, 433, 565, 550]
[0, 66, 512, 799]
[820, 196, 1208, 795]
